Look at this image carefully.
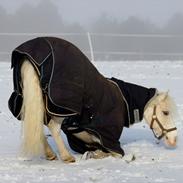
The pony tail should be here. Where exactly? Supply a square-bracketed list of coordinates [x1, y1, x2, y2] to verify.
[20, 59, 45, 157]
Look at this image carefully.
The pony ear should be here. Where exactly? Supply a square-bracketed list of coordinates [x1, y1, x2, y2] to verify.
[156, 92, 168, 103]
[148, 91, 170, 106]
[163, 90, 169, 101]
[165, 90, 169, 95]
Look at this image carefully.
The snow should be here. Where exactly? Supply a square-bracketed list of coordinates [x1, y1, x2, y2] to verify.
[0, 61, 183, 183]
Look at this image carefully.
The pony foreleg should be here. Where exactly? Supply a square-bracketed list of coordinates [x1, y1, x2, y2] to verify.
[43, 136, 58, 160]
[47, 119, 75, 163]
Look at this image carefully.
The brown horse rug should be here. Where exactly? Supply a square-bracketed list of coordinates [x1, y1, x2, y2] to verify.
[8, 37, 156, 156]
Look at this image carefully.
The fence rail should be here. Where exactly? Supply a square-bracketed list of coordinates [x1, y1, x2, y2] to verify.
[1, 32, 183, 38]
[1, 32, 183, 61]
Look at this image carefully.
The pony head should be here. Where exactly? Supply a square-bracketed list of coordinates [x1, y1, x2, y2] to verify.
[144, 91, 178, 147]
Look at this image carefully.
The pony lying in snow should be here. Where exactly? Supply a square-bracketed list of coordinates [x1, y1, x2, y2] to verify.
[8, 37, 177, 163]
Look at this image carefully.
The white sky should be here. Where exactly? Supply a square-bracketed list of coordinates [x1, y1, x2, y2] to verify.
[1, 0, 183, 25]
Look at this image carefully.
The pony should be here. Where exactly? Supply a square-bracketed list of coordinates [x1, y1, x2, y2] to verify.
[19, 59, 177, 162]
[8, 37, 177, 163]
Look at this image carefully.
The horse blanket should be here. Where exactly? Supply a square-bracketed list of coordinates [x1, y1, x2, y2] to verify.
[8, 37, 157, 156]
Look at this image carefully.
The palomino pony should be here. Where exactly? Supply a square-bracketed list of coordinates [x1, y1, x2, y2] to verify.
[8, 37, 178, 163]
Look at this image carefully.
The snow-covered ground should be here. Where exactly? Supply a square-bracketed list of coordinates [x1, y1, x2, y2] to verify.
[0, 61, 183, 183]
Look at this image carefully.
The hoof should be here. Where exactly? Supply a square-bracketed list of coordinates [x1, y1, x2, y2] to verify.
[123, 154, 136, 163]
[81, 151, 94, 160]
[46, 154, 58, 161]
[63, 156, 76, 163]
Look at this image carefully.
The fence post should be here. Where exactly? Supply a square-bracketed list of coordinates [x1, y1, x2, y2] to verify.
[87, 32, 94, 62]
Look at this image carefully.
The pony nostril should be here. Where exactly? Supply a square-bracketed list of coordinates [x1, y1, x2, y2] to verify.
[166, 136, 169, 140]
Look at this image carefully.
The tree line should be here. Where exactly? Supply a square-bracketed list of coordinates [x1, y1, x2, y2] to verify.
[1, 0, 183, 60]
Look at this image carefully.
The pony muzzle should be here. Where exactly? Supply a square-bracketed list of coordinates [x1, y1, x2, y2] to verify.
[164, 132, 177, 148]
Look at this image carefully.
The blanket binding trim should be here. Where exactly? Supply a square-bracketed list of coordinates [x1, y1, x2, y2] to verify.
[13, 47, 79, 117]
[45, 95, 78, 117]
[8, 93, 22, 119]
[42, 38, 79, 113]
[143, 89, 158, 113]
[84, 127, 122, 155]
[108, 79, 131, 126]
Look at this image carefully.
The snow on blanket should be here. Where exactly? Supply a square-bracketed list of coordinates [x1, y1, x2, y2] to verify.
[0, 61, 183, 183]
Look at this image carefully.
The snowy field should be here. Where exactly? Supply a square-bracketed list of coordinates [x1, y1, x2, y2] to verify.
[0, 61, 183, 183]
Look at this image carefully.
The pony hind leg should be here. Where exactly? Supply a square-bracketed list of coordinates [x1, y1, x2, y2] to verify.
[44, 136, 58, 160]
[47, 118, 75, 163]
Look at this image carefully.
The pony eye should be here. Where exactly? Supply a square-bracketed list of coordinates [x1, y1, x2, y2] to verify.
[162, 111, 169, 116]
